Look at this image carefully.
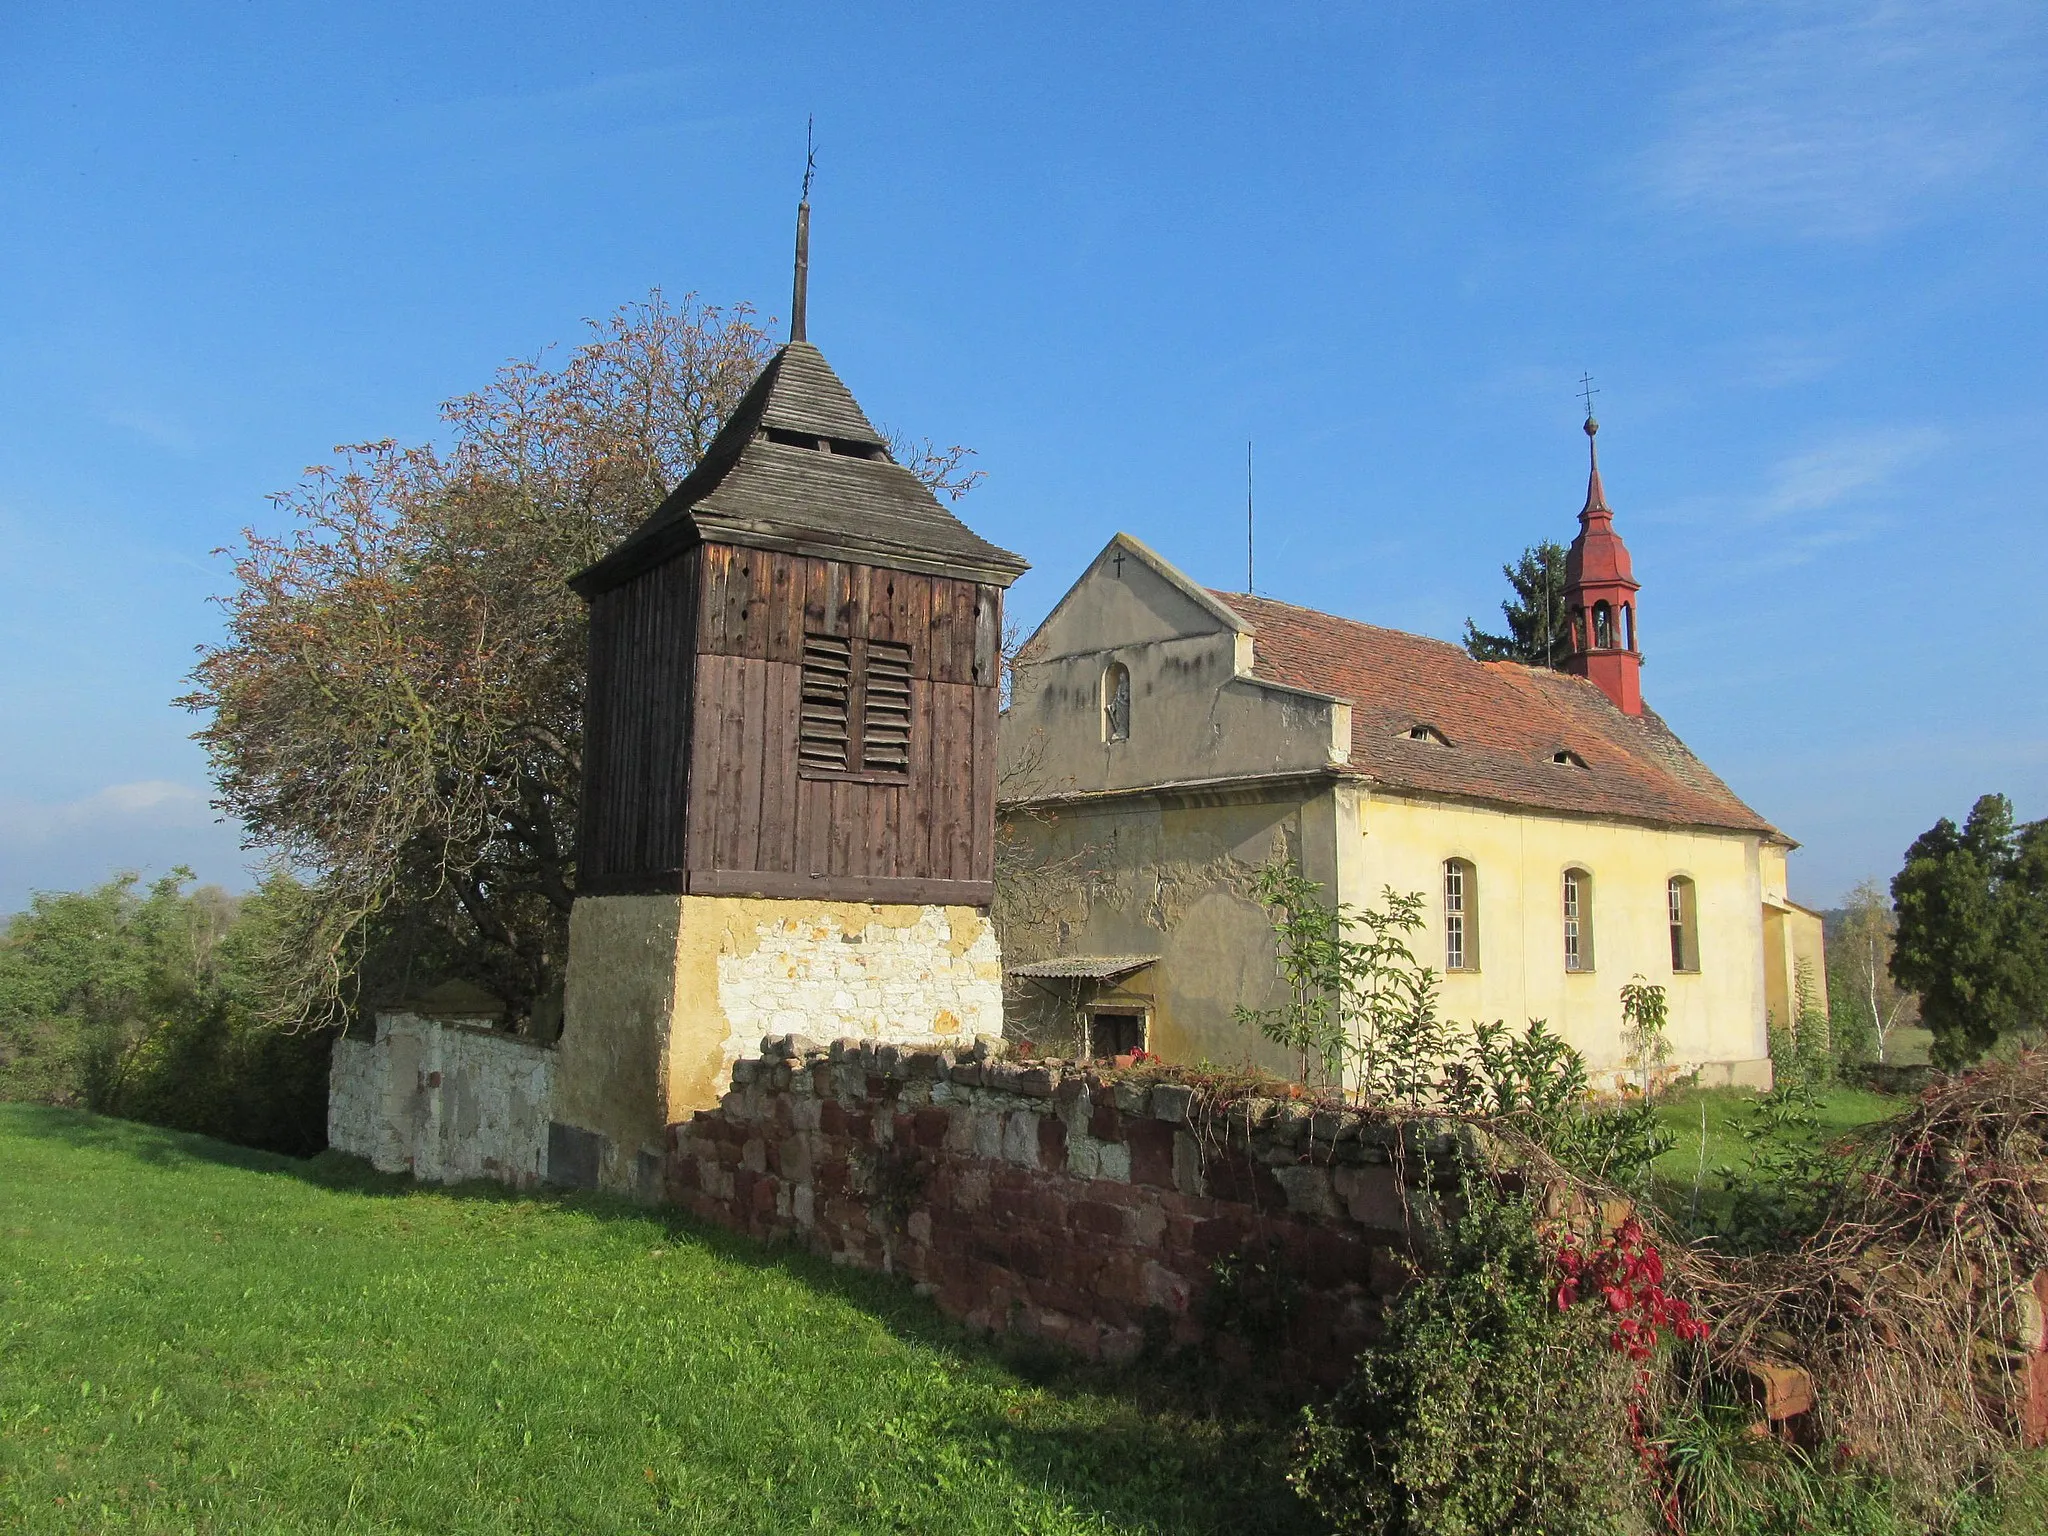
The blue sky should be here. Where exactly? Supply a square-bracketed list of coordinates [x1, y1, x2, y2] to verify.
[1, 1, 2043, 913]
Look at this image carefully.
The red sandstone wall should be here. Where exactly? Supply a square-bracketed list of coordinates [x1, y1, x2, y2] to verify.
[665, 1037, 1456, 1390]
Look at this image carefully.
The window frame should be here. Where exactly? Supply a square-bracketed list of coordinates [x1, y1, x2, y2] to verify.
[1667, 875, 1701, 973]
[797, 632, 916, 786]
[1085, 1006, 1149, 1059]
[1562, 867, 1595, 973]
[1442, 857, 1478, 972]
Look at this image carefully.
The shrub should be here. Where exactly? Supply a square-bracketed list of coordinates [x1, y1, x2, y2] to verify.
[1289, 1179, 1647, 1536]
[0, 870, 332, 1155]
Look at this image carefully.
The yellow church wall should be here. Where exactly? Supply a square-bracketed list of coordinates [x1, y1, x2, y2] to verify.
[1335, 787, 1773, 1089]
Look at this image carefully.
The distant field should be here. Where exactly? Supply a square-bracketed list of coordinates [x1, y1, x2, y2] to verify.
[0, 1106, 1300, 1535]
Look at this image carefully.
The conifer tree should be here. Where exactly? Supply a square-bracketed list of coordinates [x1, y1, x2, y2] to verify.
[1890, 794, 2048, 1067]
[1463, 540, 1570, 668]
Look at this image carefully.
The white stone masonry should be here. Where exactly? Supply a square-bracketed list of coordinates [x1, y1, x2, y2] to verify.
[714, 907, 1004, 1072]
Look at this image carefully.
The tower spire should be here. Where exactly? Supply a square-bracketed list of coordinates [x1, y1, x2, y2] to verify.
[1560, 396, 1644, 716]
[790, 118, 816, 344]
[1582, 412, 1609, 516]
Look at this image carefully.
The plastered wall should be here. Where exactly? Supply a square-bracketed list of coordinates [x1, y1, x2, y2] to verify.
[1338, 786, 1773, 1086]
[557, 893, 1003, 1193]
[327, 1013, 553, 1185]
[998, 787, 1335, 1076]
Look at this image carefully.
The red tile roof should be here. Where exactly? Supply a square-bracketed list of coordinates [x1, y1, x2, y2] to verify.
[1212, 591, 1782, 838]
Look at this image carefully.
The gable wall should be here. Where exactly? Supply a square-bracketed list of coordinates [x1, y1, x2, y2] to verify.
[1005, 547, 1347, 797]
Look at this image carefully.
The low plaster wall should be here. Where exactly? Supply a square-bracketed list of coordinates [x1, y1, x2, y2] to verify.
[667, 1037, 1473, 1390]
[327, 1013, 554, 1187]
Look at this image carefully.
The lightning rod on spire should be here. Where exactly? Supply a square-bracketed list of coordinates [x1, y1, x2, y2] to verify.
[791, 117, 816, 343]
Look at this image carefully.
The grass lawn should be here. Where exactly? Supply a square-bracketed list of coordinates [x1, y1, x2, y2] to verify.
[0, 1105, 1303, 1535]
[1649, 1081, 1907, 1203]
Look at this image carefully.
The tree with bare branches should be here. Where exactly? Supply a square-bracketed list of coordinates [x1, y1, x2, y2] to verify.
[1827, 878, 1916, 1065]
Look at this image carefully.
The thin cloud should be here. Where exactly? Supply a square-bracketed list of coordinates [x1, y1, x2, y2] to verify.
[0, 781, 216, 845]
[1647, 422, 1946, 571]
[1755, 424, 1945, 518]
[105, 406, 200, 456]
[1642, 0, 2043, 238]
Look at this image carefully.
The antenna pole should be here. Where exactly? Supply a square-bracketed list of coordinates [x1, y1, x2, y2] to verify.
[1246, 439, 1254, 594]
[791, 117, 816, 343]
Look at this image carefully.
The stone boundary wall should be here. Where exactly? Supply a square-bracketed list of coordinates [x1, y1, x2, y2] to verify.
[329, 1012, 554, 1187]
[666, 1035, 1477, 1390]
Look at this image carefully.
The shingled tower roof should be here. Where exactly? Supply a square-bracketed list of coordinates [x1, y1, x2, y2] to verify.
[571, 341, 1028, 595]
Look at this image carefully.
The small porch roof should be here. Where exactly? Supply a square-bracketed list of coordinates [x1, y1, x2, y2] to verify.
[1005, 954, 1159, 983]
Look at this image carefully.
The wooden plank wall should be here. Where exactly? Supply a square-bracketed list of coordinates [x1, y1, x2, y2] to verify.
[684, 544, 1002, 895]
[576, 556, 699, 887]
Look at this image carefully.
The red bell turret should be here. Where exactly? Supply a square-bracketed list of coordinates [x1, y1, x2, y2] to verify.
[1562, 415, 1643, 715]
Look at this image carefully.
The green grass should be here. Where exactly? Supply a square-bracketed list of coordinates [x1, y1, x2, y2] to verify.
[0, 1105, 1302, 1535]
[1649, 1081, 1907, 1204]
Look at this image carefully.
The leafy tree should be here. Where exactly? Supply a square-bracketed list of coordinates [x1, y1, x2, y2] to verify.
[183, 292, 775, 1031]
[0, 869, 223, 1106]
[1618, 975, 1671, 1097]
[1890, 793, 2048, 1067]
[0, 871, 330, 1152]
[1463, 539, 1570, 668]
[1234, 863, 1444, 1102]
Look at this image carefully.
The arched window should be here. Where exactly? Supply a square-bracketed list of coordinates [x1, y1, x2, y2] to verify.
[1623, 602, 1636, 652]
[1443, 858, 1478, 971]
[1102, 661, 1131, 743]
[1668, 876, 1700, 972]
[1563, 868, 1594, 972]
[1593, 601, 1615, 650]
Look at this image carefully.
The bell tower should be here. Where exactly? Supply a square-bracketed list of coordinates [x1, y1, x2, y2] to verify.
[1561, 412, 1643, 715]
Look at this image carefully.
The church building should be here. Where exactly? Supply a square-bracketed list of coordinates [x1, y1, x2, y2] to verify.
[998, 417, 1825, 1090]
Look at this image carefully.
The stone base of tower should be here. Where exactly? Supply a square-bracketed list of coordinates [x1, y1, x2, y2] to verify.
[550, 894, 1004, 1197]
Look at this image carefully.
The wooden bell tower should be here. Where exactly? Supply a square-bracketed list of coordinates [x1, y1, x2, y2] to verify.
[568, 339, 1027, 901]
[545, 195, 1028, 1196]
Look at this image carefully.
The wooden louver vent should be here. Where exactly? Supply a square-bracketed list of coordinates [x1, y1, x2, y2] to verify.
[799, 634, 854, 773]
[800, 633, 913, 781]
[861, 639, 913, 773]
